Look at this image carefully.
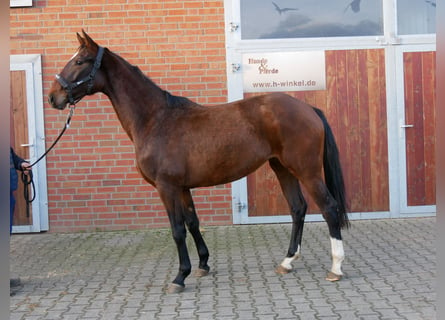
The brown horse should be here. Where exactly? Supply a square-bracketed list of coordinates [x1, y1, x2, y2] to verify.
[48, 31, 349, 293]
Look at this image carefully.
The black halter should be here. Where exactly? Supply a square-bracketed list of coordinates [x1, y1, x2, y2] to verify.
[21, 47, 104, 210]
[55, 46, 105, 105]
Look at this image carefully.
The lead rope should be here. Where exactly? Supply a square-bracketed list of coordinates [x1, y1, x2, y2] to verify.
[28, 105, 75, 168]
[21, 170, 35, 218]
[21, 105, 75, 216]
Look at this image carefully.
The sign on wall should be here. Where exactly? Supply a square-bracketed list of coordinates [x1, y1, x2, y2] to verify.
[242, 51, 326, 93]
[10, 0, 32, 7]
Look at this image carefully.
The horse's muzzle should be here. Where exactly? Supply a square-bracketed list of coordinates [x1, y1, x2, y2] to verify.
[48, 92, 67, 110]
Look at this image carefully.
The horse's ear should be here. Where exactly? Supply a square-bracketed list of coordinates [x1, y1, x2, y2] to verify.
[81, 29, 97, 48]
[76, 32, 86, 47]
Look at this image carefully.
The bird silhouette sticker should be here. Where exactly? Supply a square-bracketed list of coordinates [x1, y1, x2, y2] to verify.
[344, 0, 361, 13]
[272, 1, 298, 15]
[425, 0, 436, 7]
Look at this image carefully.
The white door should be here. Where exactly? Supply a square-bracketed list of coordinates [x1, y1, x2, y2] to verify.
[10, 54, 49, 232]
[395, 45, 436, 216]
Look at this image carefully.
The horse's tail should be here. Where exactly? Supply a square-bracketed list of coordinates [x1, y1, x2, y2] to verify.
[313, 107, 350, 229]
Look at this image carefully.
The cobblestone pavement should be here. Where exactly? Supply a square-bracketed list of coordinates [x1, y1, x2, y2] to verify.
[10, 218, 435, 319]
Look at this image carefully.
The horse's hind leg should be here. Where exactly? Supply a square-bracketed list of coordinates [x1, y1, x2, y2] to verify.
[301, 176, 345, 281]
[182, 189, 210, 277]
[269, 159, 308, 274]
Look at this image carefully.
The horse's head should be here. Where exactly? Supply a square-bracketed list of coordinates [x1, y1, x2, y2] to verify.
[48, 30, 105, 110]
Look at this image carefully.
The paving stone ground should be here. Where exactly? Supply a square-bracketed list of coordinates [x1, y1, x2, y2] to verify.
[10, 217, 435, 319]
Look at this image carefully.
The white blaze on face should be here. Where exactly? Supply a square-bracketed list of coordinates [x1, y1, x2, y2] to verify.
[280, 245, 301, 270]
[330, 237, 345, 275]
[69, 49, 80, 62]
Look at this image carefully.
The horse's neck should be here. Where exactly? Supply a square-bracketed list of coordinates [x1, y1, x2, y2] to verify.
[101, 51, 165, 141]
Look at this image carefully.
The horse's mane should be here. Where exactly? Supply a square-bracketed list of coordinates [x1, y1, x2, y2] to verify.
[109, 48, 194, 109]
[164, 91, 193, 109]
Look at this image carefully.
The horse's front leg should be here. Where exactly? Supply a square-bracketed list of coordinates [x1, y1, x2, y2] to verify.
[157, 185, 192, 293]
[183, 189, 210, 277]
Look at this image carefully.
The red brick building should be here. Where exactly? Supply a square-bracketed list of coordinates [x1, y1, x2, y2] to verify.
[10, 0, 436, 233]
[11, 0, 232, 232]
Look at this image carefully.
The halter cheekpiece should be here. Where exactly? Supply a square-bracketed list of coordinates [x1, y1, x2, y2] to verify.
[55, 46, 105, 105]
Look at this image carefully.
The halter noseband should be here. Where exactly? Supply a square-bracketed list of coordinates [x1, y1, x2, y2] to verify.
[55, 46, 105, 105]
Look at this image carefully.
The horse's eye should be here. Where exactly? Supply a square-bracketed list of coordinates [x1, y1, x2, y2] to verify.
[75, 60, 83, 65]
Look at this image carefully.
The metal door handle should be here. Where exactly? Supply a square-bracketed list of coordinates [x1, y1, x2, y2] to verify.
[401, 124, 414, 128]
[20, 143, 34, 147]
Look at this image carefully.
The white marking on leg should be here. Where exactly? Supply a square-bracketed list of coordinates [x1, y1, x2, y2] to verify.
[280, 246, 301, 270]
[330, 237, 345, 276]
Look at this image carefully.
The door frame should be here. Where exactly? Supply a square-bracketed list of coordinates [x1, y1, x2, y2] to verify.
[225, 0, 436, 224]
[10, 54, 49, 232]
[394, 44, 436, 216]
[225, 0, 394, 224]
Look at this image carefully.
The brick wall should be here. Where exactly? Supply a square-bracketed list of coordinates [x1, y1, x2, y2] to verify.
[10, 0, 233, 232]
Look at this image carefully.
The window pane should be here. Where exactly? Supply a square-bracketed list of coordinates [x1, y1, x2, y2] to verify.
[397, 0, 436, 35]
[241, 0, 383, 39]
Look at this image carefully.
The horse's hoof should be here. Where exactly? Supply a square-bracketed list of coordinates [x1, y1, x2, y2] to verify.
[275, 265, 292, 274]
[194, 268, 210, 277]
[326, 272, 342, 282]
[167, 283, 185, 294]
